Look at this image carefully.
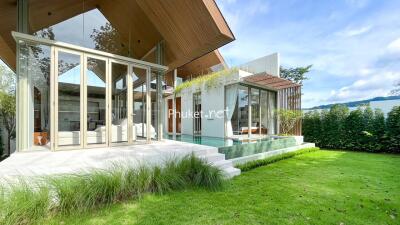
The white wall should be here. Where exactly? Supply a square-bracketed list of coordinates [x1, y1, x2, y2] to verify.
[181, 89, 193, 135]
[239, 53, 280, 77]
[201, 85, 225, 138]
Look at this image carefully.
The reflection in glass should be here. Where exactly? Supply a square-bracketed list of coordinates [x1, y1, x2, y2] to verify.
[57, 52, 81, 146]
[132, 67, 156, 140]
[19, 43, 51, 149]
[238, 86, 249, 135]
[86, 58, 106, 145]
[111, 63, 128, 143]
[251, 88, 260, 134]
[29, 1, 133, 58]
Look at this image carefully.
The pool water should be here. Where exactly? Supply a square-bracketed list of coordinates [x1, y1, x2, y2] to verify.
[165, 134, 272, 148]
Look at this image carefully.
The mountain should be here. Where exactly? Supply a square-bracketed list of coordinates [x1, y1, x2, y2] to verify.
[306, 95, 400, 110]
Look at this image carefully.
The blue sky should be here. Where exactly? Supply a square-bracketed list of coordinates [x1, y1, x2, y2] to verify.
[216, 0, 400, 108]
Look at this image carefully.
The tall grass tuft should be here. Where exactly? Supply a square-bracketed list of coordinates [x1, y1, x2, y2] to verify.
[0, 181, 50, 225]
[0, 154, 225, 224]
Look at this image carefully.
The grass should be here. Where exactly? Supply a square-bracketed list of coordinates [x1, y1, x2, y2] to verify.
[237, 147, 320, 171]
[0, 154, 225, 225]
[41, 150, 400, 225]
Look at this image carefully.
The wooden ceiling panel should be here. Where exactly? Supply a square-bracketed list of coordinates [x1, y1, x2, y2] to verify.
[178, 50, 226, 79]
[0, 0, 234, 74]
[0, 0, 17, 69]
[97, 0, 162, 59]
[28, 0, 98, 32]
[136, 0, 234, 69]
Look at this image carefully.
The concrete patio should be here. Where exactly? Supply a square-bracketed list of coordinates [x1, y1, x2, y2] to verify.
[0, 140, 240, 182]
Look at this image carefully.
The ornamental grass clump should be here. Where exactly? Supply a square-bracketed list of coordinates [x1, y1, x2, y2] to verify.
[0, 181, 50, 225]
[0, 154, 225, 225]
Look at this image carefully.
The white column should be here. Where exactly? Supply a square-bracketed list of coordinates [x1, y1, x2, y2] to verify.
[146, 68, 151, 143]
[172, 69, 177, 136]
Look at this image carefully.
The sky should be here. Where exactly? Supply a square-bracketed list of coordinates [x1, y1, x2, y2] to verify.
[216, 0, 400, 108]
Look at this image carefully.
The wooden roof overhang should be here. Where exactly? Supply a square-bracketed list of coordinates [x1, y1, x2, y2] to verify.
[243, 73, 301, 90]
[177, 50, 226, 79]
[0, 0, 234, 72]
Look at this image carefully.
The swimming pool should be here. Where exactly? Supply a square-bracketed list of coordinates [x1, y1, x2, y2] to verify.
[165, 134, 298, 160]
[164, 134, 241, 148]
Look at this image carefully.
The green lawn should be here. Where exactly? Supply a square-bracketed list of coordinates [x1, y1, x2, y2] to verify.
[44, 150, 400, 225]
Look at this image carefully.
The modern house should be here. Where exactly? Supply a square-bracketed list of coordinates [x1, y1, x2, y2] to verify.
[164, 53, 302, 142]
[0, 0, 235, 152]
[1, 0, 301, 155]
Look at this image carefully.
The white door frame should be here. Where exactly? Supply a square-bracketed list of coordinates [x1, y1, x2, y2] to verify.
[53, 47, 84, 151]
[83, 53, 109, 149]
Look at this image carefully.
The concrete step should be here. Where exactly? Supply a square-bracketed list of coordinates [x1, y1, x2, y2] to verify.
[211, 160, 233, 169]
[192, 147, 219, 156]
[199, 153, 225, 163]
[223, 167, 241, 179]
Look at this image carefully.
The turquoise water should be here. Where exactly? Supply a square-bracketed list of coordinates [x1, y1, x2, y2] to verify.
[165, 134, 241, 148]
[165, 134, 272, 148]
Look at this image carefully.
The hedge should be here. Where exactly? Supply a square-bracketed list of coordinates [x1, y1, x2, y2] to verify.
[303, 105, 400, 153]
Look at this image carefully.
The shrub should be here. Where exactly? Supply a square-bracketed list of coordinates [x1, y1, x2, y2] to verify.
[276, 109, 302, 135]
[386, 106, 400, 152]
[302, 104, 400, 153]
[0, 154, 225, 224]
[0, 181, 50, 225]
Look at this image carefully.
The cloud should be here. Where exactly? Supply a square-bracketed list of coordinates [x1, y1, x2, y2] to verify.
[325, 71, 399, 102]
[336, 25, 372, 37]
[345, 0, 370, 8]
[216, 0, 400, 108]
[387, 37, 400, 53]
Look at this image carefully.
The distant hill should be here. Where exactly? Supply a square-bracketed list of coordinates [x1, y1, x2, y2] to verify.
[306, 95, 400, 110]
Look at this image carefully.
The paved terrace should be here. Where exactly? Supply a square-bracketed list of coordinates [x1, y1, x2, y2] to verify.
[0, 140, 240, 182]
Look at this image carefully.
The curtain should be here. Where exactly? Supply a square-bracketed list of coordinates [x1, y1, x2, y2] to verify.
[225, 84, 238, 137]
[267, 91, 277, 134]
[260, 90, 269, 133]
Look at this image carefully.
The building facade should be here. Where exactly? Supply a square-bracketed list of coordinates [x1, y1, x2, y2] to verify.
[0, 0, 234, 152]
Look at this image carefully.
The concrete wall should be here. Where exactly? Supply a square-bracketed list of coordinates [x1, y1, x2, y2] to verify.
[239, 53, 280, 77]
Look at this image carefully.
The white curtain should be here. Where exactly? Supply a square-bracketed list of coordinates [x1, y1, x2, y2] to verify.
[260, 91, 269, 132]
[267, 92, 277, 134]
[225, 85, 238, 137]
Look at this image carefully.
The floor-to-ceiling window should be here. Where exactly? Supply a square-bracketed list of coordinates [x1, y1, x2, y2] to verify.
[225, 84, 277, 137]
[111, 62, 128, 144]
[250, 88, 260, 135]
[18, 43, 51, 150]
[15, 1, 167, 151]
[193, 92, 201, 135]
[86, 57, 107, 145]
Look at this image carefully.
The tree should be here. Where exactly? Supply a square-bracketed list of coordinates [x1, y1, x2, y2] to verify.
[280, 65, 312, 84]
[0, 126, 3, 157]
[386, 106, 400, 153]
[90, 22, 128, 56]
[276, 109, 302, 135]
[0, 62, 15, 93]
[0, 92, 16, 156]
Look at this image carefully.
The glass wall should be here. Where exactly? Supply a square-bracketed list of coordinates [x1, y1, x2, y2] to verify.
[57, 51, 81, 147]
[225, 84, 277, 137]
[250, 88, 260, 134]
[19, 43, 51, 150]
[28, 0, 134, 58]
[238, 86, 249, 135]
[86, 57, 107, 145]
[111, 62, 128, 144]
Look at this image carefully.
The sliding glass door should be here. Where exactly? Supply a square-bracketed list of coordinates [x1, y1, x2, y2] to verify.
[52, 47, 154, 150]
[110, 61, 129, 145]
[131, 65, 152, 141]
[84, 55, 108, 147]
[55, 49, 83, 149]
